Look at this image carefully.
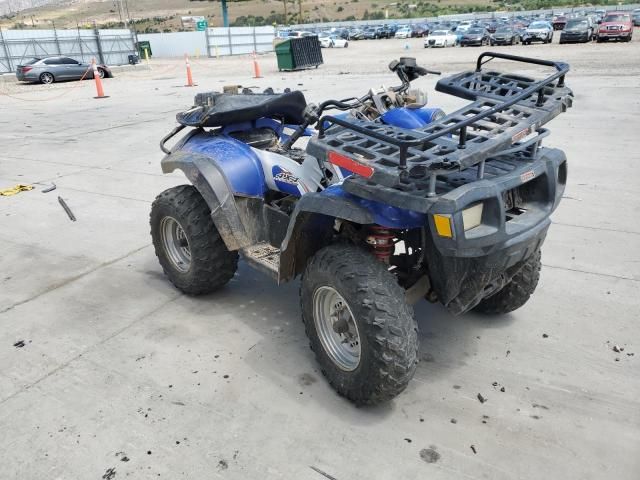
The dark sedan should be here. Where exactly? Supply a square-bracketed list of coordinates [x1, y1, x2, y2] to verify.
[459, 27, 490, 46]
[490, 26, 521, 45]
[552, 15, 568, 30]
[559, 18, 594, 43]
[16, 56, 112, 84]
[363, 27, 381, 39]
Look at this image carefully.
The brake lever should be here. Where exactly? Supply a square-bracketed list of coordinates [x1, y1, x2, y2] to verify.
[426, 69, 442, 75]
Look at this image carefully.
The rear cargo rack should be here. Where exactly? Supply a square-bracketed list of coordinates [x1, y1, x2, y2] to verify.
[309, 52, 572, 198]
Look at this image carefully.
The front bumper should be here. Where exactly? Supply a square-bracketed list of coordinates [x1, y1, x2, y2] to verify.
[423, 147, 567, 314]
[598, 31, 631, 40]
[460, 38, 483, 45]
[524, 33, 549, 42]
[560, 32, 590, 42]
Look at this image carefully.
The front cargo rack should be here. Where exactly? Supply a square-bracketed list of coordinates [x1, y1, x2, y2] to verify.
[308, 52, 573, 203]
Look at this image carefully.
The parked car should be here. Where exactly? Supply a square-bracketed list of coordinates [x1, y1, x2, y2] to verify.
[633, 12, 640, 27]
[288, 30, 315, 38]
[319, 35, 349, 48]
[522, 21, 554, 44]
[459, 27, 490, 46]
[490, 26, 521, 45]
[486, 20, 499, 33]
[596, 12, 633, 42]
[411, 24, 429, 37]
[380, 24, 398, 38]
[15, 56, 112, 84]
[424, 30, 457, 47]
[456, 21, 473, 33]
[363, 27, 379, 40]
[552, 15, 568, 30]
[559, 18, 594, 43]
[349, 28, 365, 40]
[394, 26, 412, 39]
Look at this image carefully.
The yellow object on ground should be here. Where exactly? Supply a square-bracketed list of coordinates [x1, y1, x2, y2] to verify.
[0, 184, 34, 196]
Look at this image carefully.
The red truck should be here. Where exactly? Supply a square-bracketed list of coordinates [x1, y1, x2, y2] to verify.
[597, 11, 633, 42]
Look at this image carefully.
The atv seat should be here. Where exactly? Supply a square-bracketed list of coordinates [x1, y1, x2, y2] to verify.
[176, 91, 307, 128]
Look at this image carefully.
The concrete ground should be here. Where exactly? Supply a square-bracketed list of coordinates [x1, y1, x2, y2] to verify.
[1, 34, 639, 480]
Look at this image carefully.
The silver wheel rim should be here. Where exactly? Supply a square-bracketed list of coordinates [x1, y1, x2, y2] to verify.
[98, 68, 105, 78]
[313, 286, 361, 371]
[42, 73, 53, 84]
[160, 216, 191, 273]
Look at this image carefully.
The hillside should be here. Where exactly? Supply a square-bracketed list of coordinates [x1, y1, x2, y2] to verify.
[1, 0, 631, 31]
[0, 0, 497, 31]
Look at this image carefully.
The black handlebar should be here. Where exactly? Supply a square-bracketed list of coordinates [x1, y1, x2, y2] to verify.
[282, 57, 437, 150]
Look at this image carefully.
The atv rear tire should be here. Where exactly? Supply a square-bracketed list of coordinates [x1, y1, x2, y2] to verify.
[473, 250, 542, 315]
[300, 245, 418, 405]
[150, 185, 238, 295]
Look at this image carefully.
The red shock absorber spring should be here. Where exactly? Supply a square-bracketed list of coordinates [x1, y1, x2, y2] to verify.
[366, 226, 397, 263]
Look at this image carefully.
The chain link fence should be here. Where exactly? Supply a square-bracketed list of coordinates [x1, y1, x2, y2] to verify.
[0, 27, 136, 74]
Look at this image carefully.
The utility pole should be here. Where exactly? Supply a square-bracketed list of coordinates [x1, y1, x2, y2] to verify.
[298, 0, 302, 24]
[115, 0, 123, 25]
[283, 0, 287, 25]
[221, 0, 229, 27]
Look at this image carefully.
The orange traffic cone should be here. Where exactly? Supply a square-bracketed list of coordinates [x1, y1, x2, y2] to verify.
[91, 58, 108, 99]
[252, 51, 262, 79]
[185, 54, 196, 87]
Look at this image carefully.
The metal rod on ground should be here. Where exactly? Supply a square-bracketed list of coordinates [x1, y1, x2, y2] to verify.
[58, 196, 76, 221]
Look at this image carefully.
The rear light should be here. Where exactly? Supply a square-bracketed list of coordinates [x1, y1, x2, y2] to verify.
[21, 66, 33, 73]
[328, 151, 374, 178]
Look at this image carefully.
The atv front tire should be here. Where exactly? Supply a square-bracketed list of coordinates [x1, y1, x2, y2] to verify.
[300, 245, 418, 405]
[150, 185, 238, 295]
[473, 250, 542, 315]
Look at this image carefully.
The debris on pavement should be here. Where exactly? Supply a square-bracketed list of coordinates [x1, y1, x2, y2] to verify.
[13, 340, 26, 348]
[218, 459, 228, 470]
[102, 468, 116, 480]
[477, 393, 487, 403]
[542, 333, 549, 338]
[41, 183, 57, 193]
[470, 445, 477, 454]
[310, 465, 339, 480]
[57, 196, 76, 221]
[0, 184, 33, 196]
[613, 345, 624, 353]
[419, 447, 441, 464]
[450, 418, 457, 424]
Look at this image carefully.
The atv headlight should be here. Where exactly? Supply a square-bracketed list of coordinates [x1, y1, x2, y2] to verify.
[462, 203, 483, 231]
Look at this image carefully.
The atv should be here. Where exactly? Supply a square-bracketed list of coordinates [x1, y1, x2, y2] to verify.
[151, 53, 572, 405]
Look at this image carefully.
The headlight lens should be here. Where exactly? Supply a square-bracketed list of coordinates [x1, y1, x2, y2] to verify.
[462, 203, 483, 231]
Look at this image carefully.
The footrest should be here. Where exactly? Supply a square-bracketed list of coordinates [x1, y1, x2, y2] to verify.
[242, 243, 280, 279]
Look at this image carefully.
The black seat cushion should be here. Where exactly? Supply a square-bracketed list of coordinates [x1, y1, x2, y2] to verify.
[176, 91, 307, 128]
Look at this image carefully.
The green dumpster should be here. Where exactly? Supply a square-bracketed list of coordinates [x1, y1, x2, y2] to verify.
[136, 41, 152, 58]
[275, 37, 323, 71]
[275, 39, 295, 71]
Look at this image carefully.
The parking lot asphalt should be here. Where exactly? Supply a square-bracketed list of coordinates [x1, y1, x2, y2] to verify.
[1, 34, 639, 480]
